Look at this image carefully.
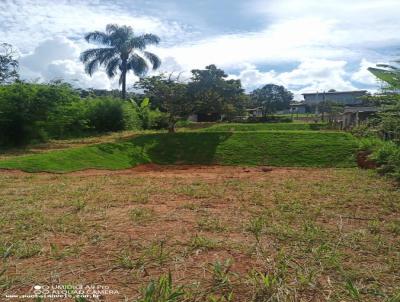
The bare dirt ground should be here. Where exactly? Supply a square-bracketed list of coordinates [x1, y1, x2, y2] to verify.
[0, 166, 399, 301]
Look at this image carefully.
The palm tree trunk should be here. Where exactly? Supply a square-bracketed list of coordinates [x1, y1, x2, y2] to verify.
[121, 60, 127, 99]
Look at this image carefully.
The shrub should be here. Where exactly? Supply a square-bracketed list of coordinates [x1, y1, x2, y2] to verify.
[86, 97, 141, 133]
[0, 82, 81, 146]
[371, 141, 400, 180]
[148, 109, 169, 130]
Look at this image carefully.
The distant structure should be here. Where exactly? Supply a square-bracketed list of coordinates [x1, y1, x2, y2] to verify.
[342, 106, 380, 129]
[302, 90, 368, 106]
[289, 102, 306, 114]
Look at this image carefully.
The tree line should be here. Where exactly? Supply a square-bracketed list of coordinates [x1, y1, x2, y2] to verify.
[0, 24, 294, 146]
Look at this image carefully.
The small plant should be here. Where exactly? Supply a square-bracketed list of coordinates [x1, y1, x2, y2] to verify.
[71, 199, 87, 212]
[145, 240, 170, 265]
[367, 220, 381, 234]
[246, 216, 265, 243]
[209, 259, 235, 290]
[130, 207, 155, 224]
[115, 250, 136, 270]
[345, 279, 361, 300]
[247, 270, 280, 301]
[197, 217, 226, 232]
[132, 191, 150, 204]
[388, 220, 400, 235]
[190, 235, 218, 251]
[135, 272, 184, 302]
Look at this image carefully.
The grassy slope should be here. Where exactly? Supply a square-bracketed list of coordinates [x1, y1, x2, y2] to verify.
[200, 123, 326, 131]
[0, 131, 357, 172]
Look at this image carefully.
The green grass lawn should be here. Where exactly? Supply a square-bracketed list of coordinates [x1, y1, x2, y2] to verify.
[0, 131, 358, 172]
[199, 123, 326, 131]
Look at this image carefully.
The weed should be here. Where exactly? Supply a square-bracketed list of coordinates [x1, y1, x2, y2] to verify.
[209, 259, 235, 291]
[135, 272, 184, 302]
[190, 235, 218, 251]
[197, 217, 226, 232]
[345, 279, 361, 300]
[246, 216, 265, 243]
[367, 220, 381, 234]
[71, 199, 86, 212]
[130, 207, 155, 224]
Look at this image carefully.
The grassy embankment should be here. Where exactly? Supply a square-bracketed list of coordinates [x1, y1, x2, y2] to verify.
[199, 122, 326, 131]
[0, 131, 357, 172]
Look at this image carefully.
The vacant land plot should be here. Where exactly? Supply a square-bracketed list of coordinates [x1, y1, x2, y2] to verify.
[0, 131, 357, 172]
[0, 166, 399, 301]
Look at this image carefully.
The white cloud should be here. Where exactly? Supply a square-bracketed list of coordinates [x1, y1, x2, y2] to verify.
[2, 0, 399, 93]
[351, 59, 379, 86]
[230, 59, 357, 99]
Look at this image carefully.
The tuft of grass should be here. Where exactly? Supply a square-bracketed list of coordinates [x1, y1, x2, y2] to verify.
[0, 131, 357, 172]
[197, 217, 226, 232]
[135, 272, 184, 302]
[129, 207, 155, 224]
[190, 235, 218, 251]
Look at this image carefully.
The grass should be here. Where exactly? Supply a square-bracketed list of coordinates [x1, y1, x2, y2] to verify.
[0, 131, 357, 172]
[0, 167, 399, 301]
[199, 122, 327, 131]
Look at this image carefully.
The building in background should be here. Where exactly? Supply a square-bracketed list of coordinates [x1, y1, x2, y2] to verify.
[302, 90, 368, 106]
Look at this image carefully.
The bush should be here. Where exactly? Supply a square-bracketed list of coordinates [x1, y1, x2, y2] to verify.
[148, 109, 169, 130]
[0, 83, 145, 147]
[371, 141, 400, 180]
[0, 82, 82, 146]
[86, 97, 141, 133]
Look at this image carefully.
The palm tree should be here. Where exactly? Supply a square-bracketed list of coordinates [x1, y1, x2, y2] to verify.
[80, 24, 161, 99]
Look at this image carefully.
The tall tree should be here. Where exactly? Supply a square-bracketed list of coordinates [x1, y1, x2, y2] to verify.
[80, 24, 161, 99]
[188, 65, 247, 120]
[135, 74, 191, 133]
[250, 84, 293, 116]
[0, 43, 19, 84]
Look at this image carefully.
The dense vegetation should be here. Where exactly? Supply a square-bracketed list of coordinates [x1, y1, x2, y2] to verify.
[0, 131, 357, 172]
[0, 82, 166, 147]
[354, 66, 400, 180]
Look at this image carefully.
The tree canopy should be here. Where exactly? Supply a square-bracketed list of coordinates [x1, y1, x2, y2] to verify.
[250, 84, 293, 115]
[80, 24, 161, 99]
[0, 43, 19, 84]
[135, 74, 191, 132]
[188, 65, 248, 120]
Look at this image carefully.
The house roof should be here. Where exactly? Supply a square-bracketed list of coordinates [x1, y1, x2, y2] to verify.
[302, 90, 367, 96]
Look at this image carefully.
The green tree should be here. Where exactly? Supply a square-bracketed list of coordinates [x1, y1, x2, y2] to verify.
[135, 75, 191, 133]
[250, 84, 293, 116]
[0, 43, 19, 84]
[80, 24, 161, 99]
[188, 65, 247, 120]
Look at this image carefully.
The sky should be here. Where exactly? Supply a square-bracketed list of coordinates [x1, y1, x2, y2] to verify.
[1, 0, 400, 99]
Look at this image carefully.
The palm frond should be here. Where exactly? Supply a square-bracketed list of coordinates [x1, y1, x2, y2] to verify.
[127, 54, 149, 77]
[84, 59, 100, 76]
[80, 48, 113, 63]
[106, 24, 120, 34]
[105, 57, 121, 78]
[98, 48, 119, 65]
[143, 51, 161, 70]
[84, 31, 111, 45]
[140, 34, 161, 46]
